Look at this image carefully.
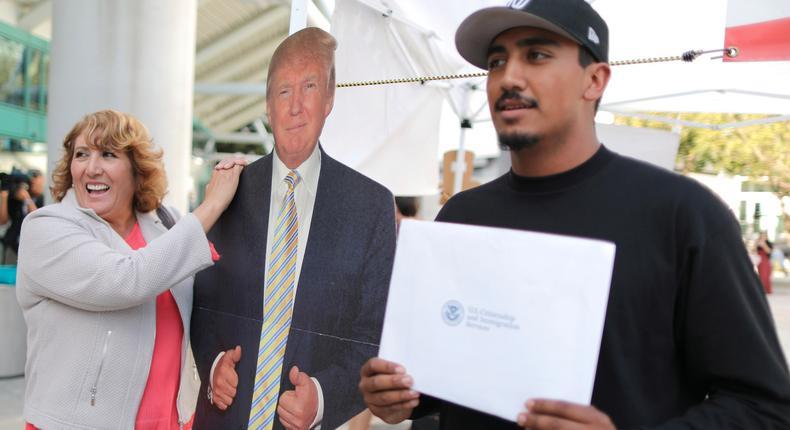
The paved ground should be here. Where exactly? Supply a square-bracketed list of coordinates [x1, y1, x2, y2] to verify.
[0, 375, 23, 430]
[3, 283, 790, 430]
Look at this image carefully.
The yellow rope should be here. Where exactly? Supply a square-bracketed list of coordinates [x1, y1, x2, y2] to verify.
[336, 50, 714, 88]
[337, 72, 488, 88]
[610, 52, 701, 66]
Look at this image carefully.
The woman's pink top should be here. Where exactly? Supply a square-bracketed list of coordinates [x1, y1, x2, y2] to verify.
[128, 222, 185, 430]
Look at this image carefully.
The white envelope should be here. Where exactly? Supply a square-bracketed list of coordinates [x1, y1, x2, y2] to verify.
[379, 220, 616, 422]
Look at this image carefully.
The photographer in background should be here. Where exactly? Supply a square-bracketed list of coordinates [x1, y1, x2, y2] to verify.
[0, 169, 45, 264]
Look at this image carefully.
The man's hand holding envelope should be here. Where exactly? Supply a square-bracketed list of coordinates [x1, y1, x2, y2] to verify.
[362, 220, 616, 426]
[359, 358, 616, 429]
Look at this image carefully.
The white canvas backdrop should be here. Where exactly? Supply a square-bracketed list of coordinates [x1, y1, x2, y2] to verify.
[597, 124, 680, 171]
[321, 0, 463, 195]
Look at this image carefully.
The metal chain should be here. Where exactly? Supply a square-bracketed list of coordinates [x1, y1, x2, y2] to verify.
[336, 48, 735, 88]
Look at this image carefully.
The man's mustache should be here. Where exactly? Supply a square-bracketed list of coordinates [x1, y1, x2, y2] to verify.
[494, 90, 539, 111]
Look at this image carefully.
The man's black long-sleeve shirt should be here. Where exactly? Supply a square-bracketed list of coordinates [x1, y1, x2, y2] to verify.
[415, 145, 790, 429]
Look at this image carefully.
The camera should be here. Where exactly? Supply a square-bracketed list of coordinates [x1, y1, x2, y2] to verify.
[0, 168, 38, 194]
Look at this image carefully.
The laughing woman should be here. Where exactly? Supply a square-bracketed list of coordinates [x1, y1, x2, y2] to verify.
[16, 110, 245, 430]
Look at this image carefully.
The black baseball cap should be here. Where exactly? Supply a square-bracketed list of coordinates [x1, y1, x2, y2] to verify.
[455, 0, 609, 69]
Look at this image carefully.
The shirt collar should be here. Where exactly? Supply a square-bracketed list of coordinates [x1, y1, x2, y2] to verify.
[62, 188, 158, 231]
[272, 143, 321, 195]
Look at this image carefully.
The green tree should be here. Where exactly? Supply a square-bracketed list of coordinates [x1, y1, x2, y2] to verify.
[614, 113, 790, 231]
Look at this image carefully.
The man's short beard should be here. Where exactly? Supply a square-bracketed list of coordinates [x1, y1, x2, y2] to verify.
[498, 133, 540, 151]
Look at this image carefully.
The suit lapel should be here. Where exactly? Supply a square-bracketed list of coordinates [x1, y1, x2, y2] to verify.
[250, 154, 274, 308]
[287, 149, 341, 333]
[219, 154, 273, 320]
[242, 153, 273, 258]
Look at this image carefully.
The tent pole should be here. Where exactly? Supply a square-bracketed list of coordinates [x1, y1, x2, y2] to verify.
[353, 0, 433, 36]
[387, 20, 423, 77]
[290, 0, 308, 34]
[453, 86, 471, 195]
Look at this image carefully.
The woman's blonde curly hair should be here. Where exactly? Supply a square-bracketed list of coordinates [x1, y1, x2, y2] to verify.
[51, 109, 167, 212]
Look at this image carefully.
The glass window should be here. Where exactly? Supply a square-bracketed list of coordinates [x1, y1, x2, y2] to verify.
[0, 35, 25, 107]
[26, 48, 45, 111]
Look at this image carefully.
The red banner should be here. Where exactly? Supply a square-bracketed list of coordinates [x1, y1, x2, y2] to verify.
[724, 0, 790, 62]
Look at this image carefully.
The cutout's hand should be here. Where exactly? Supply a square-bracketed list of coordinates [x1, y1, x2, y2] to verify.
[277, 366, 318, 430]
[211, 345, 241, 410]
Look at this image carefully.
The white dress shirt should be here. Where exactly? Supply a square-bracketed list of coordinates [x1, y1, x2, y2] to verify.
[266, 142, 321, 294]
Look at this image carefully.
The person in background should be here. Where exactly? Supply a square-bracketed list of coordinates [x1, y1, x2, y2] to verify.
[0, 169, 45, 264]
[771, 244, 787, 276]
[16, 109, 245, 429]
[757, 230, 773, 294]
[395, 196, 420, 229]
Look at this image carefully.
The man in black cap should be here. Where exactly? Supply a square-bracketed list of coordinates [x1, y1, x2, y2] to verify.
[359, 0, 790, 429]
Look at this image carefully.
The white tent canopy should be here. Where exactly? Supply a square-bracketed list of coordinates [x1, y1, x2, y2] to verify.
[596, 0, 790, 114]
[321, 0, 790, 195]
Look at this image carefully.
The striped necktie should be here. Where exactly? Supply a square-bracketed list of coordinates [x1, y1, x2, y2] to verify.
[248, 170, 300, 430]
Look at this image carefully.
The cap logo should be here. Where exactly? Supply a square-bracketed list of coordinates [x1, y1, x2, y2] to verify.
[507, 0, 531, 9]
[587, 27, 600, 44]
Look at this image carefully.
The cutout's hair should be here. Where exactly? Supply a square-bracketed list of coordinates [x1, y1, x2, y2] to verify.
[266, 27, 337, 99]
